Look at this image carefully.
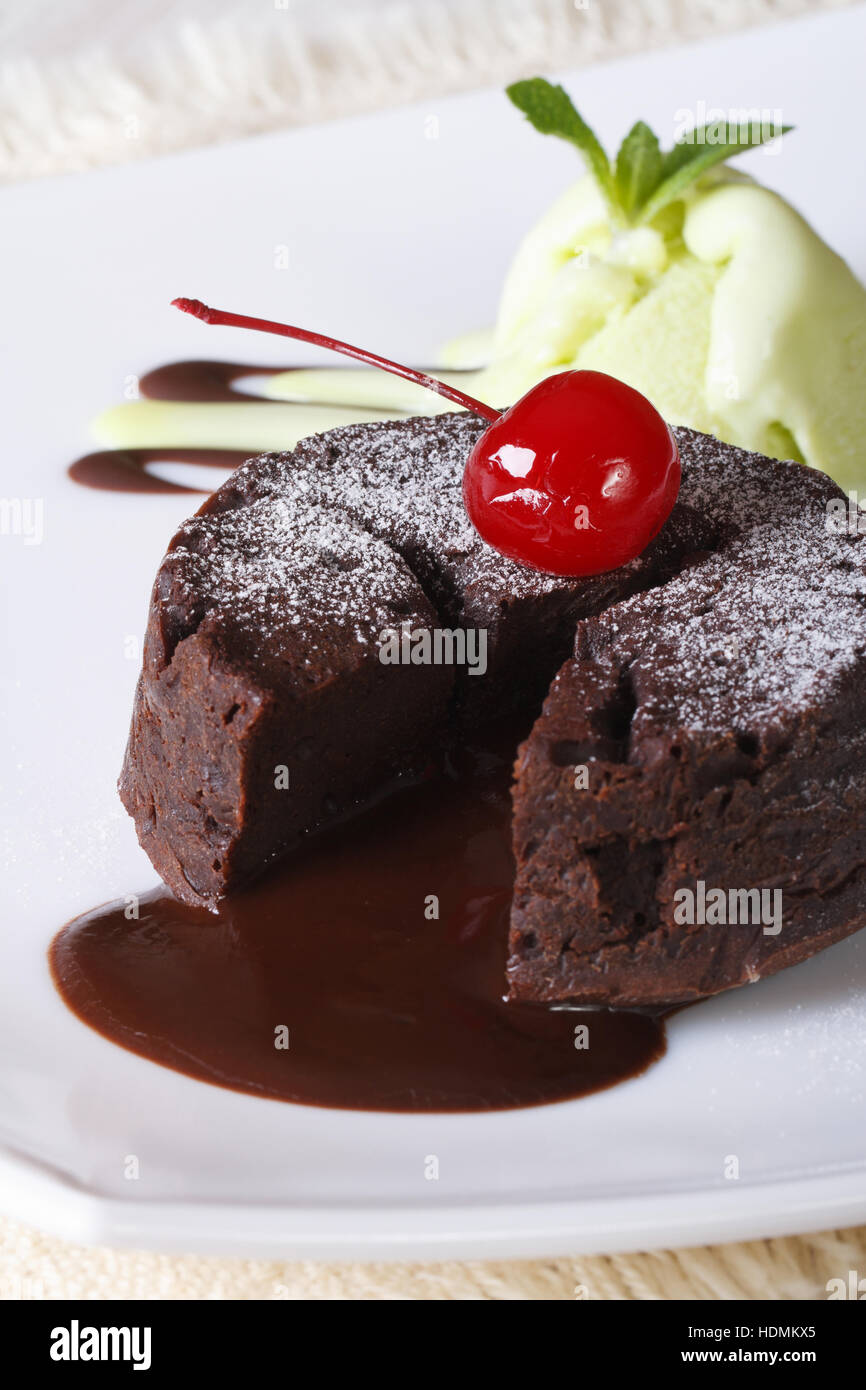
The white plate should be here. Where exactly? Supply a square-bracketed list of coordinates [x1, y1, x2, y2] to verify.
[2, 4, 866, 1261]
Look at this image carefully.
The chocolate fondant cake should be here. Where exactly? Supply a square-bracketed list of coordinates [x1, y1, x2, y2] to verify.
[120, 414, 866, 1005]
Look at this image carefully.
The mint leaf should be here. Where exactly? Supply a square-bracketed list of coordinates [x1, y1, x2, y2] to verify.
[506, 80, 795, 229]
[506, 78, 618, 216]
[639, 120, 793, 223]
[658, 137, 700, 182]
[614, 121, 662, 221]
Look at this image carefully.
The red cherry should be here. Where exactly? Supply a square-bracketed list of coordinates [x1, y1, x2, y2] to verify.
[462, 371, 680, 577]
[172, 302, 679, 578]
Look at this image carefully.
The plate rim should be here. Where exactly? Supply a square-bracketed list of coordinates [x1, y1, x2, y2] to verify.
[4, 1147, 866, 1260]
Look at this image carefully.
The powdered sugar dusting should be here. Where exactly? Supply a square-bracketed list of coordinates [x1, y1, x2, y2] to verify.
[221, 414, 575, 603]
[610, 427, 866, 734]
[165, 495, 432, 679]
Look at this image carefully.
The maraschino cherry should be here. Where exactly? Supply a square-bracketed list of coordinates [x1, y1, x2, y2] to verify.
[463, 370, 680, 576]
[172, 299, 680, 578]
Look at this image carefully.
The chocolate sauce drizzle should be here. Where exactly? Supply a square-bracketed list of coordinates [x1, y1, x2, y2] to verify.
[67, 361, 286, 494]
[51, 737, 667, 1113]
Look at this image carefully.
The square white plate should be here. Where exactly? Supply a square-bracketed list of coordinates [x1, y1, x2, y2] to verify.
[2, 4, 866, 1260]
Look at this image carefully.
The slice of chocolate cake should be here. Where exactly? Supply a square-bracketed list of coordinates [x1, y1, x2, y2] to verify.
[121, 500, 453, 907]
[508, 430, 866, 1006]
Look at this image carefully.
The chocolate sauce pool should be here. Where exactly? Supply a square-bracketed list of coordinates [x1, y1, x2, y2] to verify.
[51, 738, 667, 1113]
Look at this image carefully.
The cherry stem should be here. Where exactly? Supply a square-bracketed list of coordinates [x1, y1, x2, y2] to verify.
[171, 298, 501, 423]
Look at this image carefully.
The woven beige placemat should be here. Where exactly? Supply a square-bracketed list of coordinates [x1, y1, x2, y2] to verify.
[2, 0, 863, 1298]
[2, 1218, 865, 1300]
